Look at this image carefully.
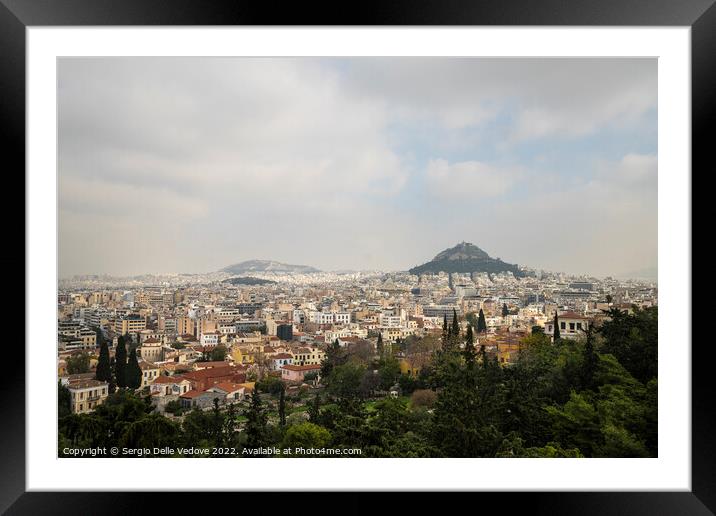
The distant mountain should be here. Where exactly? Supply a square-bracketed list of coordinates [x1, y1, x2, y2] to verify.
[408, 242, 525, 277]
[221, 259, 320, 275]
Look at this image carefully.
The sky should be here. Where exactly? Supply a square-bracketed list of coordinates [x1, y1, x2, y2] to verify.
[58, 58, 657, 279]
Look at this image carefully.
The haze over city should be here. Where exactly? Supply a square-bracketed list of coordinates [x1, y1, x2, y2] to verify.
[58, 57, 657, 279]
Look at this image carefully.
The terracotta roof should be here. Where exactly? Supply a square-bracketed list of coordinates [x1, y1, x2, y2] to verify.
[180, 389, 203, 399]
[182, 366, 239, 381]
[558, 312, 590, 320]
[209, 382, 245, 394]
[152, 375, 188, 384]
[273, 353, 293, 359]
[67, 379, 107, 390]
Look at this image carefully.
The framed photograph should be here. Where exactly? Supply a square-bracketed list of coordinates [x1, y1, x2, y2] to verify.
[5, 0, 707, 512]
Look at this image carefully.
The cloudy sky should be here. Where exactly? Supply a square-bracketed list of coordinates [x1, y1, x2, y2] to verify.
[58, 58, 657, 279]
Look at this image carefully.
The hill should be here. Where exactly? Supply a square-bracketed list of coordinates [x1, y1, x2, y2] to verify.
[408, 242, 525, 277]
[221, 259, 320, 275]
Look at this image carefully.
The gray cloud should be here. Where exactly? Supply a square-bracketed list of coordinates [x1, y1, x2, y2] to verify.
[58, 57, 656, 278]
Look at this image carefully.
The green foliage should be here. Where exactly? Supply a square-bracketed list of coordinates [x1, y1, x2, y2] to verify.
[477, 309, 487, 333]
[598, 306, 657, 383]
[243, 388, 268, 451]
[67, 352, 90, 374]
[57, 303, 658, 459]
[256, 375, 284, 395]
[58, 381, 71, 418]
[164, 400, 184, 415]
[211, 344, 228, 362]
[553, 312, 561, 341]
[95, 340, 112, 382]
[282, 422, 332, 449]
[125, 347, 143, 390]
[377, 355, 401, 391]
[463, 324, 476, 365]
[279, 387, 287, 427]
[114, 335, 128, 388]
[325, 362, 366, 401]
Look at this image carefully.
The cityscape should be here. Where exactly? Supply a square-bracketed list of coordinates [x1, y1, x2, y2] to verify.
[58, 242, 658, 458]
[57, 57, 657, 458]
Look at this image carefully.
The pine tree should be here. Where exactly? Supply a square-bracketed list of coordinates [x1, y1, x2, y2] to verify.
[126, 346, 142, 389]
[95, 338, 112, 382]
[553, 312, 561, 341]
[114, 335, 128, 388]
[464, 324, 476, 365]
[477, 309, 487, 333]
[278, 385, 286, 427]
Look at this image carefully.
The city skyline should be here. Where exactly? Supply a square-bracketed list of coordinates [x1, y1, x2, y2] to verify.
[59, 57, 657, 279]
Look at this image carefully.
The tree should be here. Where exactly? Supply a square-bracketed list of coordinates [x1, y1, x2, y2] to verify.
[58, 381, 72, 418]
[442, 314, 449, 340]
[308, 393, 321, 423]
[243, 387, 268, 451]
[278, 385, 287, 427]
[553, 312, 561, 341]
[376, 332, 384, 357]
[211, 344, 228, 362]
[95, 339, 112, 382]
[377, 355, 401, 391]
[125, 346, 143, 389]
[67, 352, 90, 374]
[598, 306, 657, 383]
[580, 326, 599, 390]
[463, 323, 477, 365]
[477, 309, 487, 333]
[114, 335, 128, 388]
[320, 339, 346, 379]
[326, 362, 366, 401]
[281, 422, 331, 449]
[531, 325, 545, 335]
[451, 309, 460, 339]
[502, 303, 509, 317]
[409, 389, 437, 409]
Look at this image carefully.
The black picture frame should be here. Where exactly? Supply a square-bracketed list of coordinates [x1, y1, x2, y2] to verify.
[3, 0, 707, 513]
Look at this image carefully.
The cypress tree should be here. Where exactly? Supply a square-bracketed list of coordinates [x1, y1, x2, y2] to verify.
[451, 309, 460, 338]
[581, 326, 598, 390]
[477, 309, 487, 333]
[114, 335, 128, 388]
[502, 303, 509, 317]
[553, 312, 561, 341]
[95, 338, 111, 382]
[126, 346, 143, 389]
[443, 314, 449, 337]
[376, 332, 384, 356]
[464, 324, 476, 365]
[308, 392, 321, 423]
[244, 387, 268, 451]
[278, 386, 286, 427]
